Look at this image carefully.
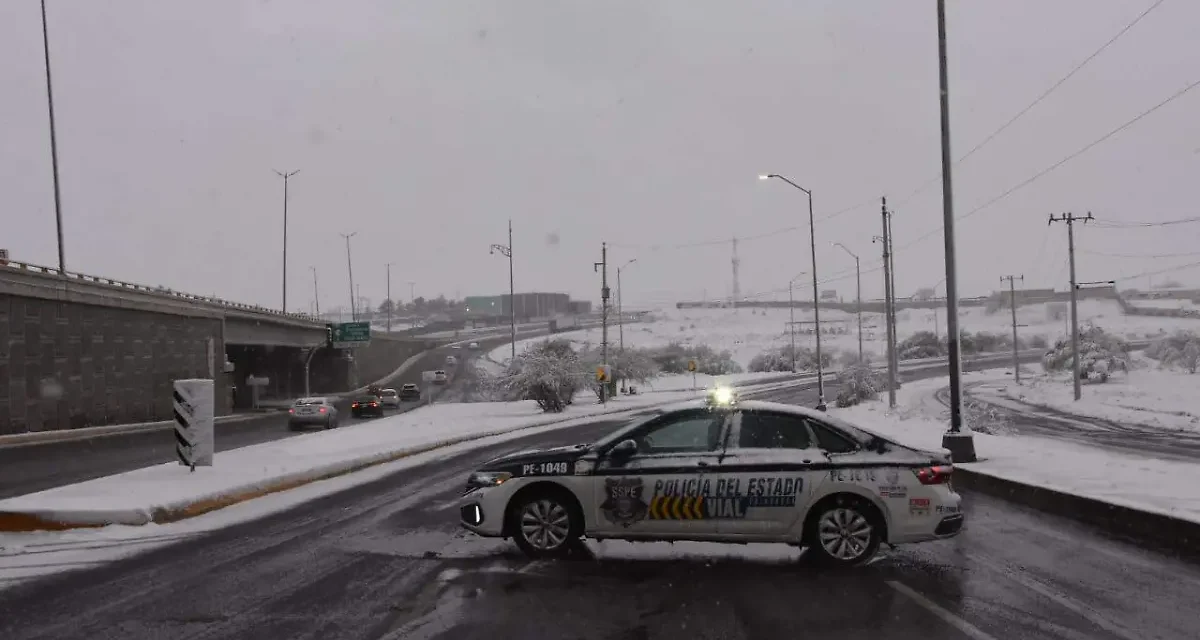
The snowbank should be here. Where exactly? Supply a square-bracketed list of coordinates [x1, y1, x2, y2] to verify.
[832, 374, 1200, 526]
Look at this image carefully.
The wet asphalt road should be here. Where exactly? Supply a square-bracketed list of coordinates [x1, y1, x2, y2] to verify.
[0, 340, 504, 499]
[3, 398, 1199, 639]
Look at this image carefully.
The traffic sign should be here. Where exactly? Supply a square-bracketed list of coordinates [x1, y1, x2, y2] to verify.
[687, 359, 697, 372]
[330, 322, 371, 349]
[596, 365, 611, 383]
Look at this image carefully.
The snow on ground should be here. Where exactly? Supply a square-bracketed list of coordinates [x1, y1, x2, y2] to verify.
[487, 301, 1200, 368]
[1130, 298, 1199, 311]
[831, 371, 1200, 526]
[968, 354, 1200, 433]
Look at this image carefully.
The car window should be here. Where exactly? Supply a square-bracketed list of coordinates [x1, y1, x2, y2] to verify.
[809, 420, 859, 454]
[295, 398, 323, 406]
[633, 410, 726, 454]
[355, 396, 376, 403]
[737, 411, 813, 449]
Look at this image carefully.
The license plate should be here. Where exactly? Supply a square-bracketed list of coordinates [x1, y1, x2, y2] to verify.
[299, 408, 315, 414]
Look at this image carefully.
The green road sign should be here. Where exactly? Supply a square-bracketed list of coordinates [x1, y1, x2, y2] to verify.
[330, 321, 371, 349]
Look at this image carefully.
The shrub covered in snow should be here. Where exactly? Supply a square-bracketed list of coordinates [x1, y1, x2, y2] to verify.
[747, 345, 834, 373]
[1147, 330, 1200, 374]
[834, 362, 888, 408]
[898, 331, 945, 360]
[492, 338, 585, 412]
[648, 342, 742, 375]
[1041, 324, 1130, 379]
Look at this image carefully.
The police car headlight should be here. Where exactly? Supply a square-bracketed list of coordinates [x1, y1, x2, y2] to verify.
[707, 386, 737, 406]
[467, 471, 512, 490]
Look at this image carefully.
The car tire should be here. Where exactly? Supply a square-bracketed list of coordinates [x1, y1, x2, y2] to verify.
[804, 495, 883, 567]
[507, 488, 583, 559]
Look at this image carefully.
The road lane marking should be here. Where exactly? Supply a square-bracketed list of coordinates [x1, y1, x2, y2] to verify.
[969, 555, 1142, 640]
[886, 580, 1000, 640]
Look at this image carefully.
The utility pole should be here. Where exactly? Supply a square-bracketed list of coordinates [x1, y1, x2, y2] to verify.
[835, 243, 864, 363]
[489, 220, 516, 360]
[40, 0, 67, 273]
[1048, 212, 1094, 400]
[310, 266, 320, 318]
[875, 198, 897, 408]
[385, 263, 393, 332]
[1002, 275, 1025, 383]
[936, 0, 974, 462]
[340, 232, 357, 320]
[787, 272, 806, 372]
[274, 169, 300, 313]
[886, 210, 899, 386]
[618, 259, 637, 351]
[408, 282, 416, 309]
[594, 244, 610, 404]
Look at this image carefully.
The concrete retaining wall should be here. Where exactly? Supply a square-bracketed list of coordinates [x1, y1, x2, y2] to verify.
[0, 293, 230, 434]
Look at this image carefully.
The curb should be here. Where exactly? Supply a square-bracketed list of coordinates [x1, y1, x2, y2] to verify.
[0, 399, 685, 533]
[0, 413, 264, 449]
[954, 467, 1200, 559]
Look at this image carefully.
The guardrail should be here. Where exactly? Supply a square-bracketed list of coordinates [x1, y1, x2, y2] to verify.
[0, 258, 324, 325]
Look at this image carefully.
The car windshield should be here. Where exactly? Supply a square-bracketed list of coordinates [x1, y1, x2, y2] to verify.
[402, 385, 418, 390]
[381, 390, 397, 397]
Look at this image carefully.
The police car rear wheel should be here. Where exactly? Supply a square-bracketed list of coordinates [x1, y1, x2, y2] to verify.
[808, 502, 880, 566]
[510, 493, 580, 558]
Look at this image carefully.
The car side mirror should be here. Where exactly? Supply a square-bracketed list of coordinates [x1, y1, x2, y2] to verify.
[608, 439, 638, 460]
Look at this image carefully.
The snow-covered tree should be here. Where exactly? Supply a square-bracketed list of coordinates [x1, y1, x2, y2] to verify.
[835, 362, 888, 407]
[897, 331, 944, 360]
[580, 347, 660, 398]
[493, 339, 585, 412]
[648, 342, 742, 375]
[748, 345, 833, 373]
[1042, 324, 1129, 379]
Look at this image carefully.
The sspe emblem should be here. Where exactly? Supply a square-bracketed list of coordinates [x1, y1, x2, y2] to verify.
[601, 477, 648, 527]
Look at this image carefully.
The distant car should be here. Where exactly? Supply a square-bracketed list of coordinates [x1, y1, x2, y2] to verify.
[446, 355, 458, 366]
[350, 395, 384, 418]
[432, 370, 449, 385]
[288, 397, 339, 430]
[399, 383, 421, 401]
[451, 345, 462, 350]
[379, 388, 401, 409]
[468, 342, 480, 350]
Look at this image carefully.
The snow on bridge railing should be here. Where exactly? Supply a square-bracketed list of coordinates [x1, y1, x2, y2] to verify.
[0, 259, 324, 325]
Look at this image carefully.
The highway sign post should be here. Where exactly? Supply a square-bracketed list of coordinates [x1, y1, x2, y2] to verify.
[330, 321, 371, 349]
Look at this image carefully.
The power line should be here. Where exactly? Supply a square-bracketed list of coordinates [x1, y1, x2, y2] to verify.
[1081, 248, 1200, 258]
[1112, 259, 1200, 281]
[893, 0, 1169, 208]
[1090, 215, 1200, 228]
[889, 74, 1200, 257]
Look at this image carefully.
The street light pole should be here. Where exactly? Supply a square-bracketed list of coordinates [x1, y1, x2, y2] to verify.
[490, 221, 516, 361]
[787, 272, 806, 372]
[340, 232, 357, 320]
[40, 0, 66, 273]
[618, 259, 637, 351]
[274, 169, 299, 313]
[310, 266, 320, 318]
[936, 0, 975, 462]
[834, 243, 864, 363]
[760, 174, 826, 410]
[385, 262, 393, 332]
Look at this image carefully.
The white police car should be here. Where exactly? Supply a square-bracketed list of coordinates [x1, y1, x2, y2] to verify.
[459, 399, 963, 566]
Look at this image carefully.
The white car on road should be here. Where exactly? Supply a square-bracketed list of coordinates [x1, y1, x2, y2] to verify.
[432, 370, 449, 385]
[458, 398, 963, 566]
[378, 388, 401, 409]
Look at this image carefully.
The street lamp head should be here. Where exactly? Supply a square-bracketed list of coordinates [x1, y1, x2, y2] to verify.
[757, 174, 770, 181]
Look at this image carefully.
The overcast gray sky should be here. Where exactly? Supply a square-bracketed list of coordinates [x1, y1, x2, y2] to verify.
[3, 0, 1197, 312]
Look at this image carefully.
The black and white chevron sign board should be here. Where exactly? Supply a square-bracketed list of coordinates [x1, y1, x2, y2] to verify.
[173, 378, 215, 469]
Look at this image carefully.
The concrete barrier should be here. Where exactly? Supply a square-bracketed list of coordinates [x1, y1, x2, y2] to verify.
[955, 467, 1200, 560]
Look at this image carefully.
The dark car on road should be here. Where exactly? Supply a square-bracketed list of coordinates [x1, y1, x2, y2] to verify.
[399, 383, 421, 402]
[350, 395, 384, 418]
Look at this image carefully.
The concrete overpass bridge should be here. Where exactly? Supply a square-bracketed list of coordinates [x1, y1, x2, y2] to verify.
[0, 261, 438, 434]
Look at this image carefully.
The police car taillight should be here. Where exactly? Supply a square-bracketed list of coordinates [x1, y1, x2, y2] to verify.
[913, 465, 953, 485]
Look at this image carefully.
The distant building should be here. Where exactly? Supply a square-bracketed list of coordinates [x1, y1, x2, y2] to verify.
[568, 300, 592, 314]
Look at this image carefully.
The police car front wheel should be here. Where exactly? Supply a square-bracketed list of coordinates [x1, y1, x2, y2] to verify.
[508, 491, 582, 558]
